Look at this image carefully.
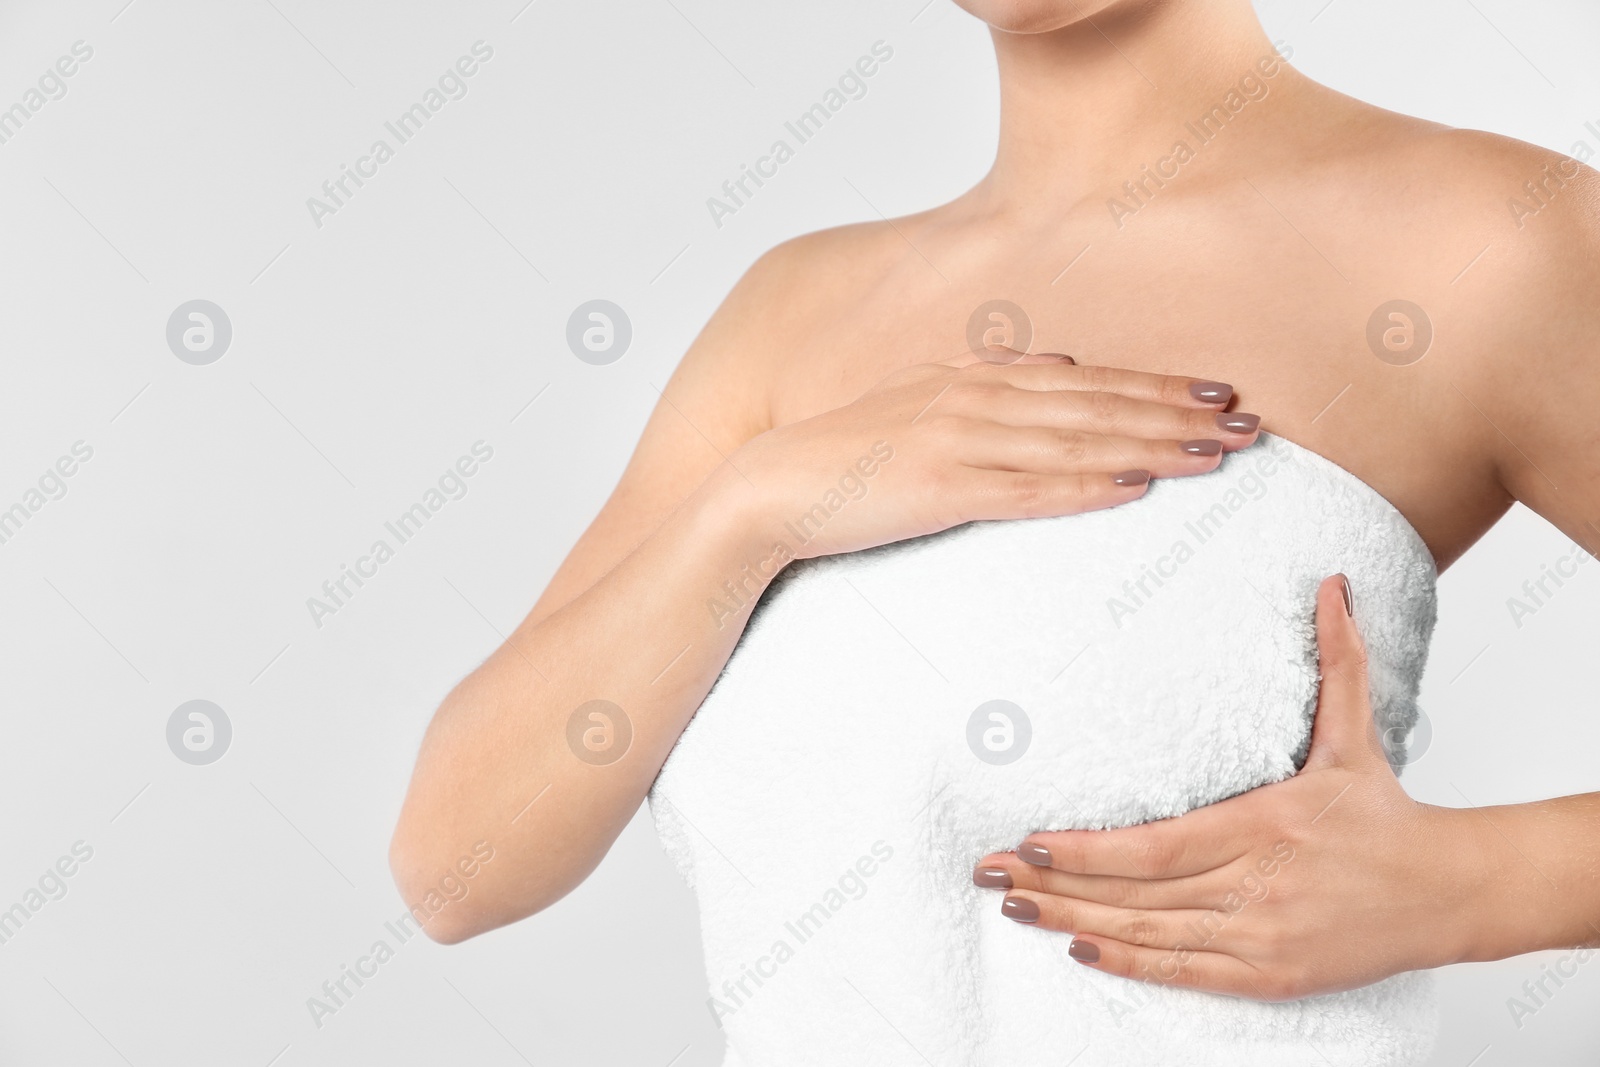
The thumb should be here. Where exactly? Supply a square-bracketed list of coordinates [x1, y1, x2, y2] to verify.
[1302, 573, 1386, 772]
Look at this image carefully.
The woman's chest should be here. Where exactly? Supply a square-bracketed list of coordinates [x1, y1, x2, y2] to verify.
[775, 242, 1374, 426]
[767, 234, 1495, 567]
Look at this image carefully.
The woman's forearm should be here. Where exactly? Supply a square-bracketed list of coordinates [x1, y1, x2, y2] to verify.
[1446, 792, 1600, 962]
[389, 462, 775, 941]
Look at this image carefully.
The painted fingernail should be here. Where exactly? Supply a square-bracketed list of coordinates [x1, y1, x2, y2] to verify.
[1069, 939, 1100, 963]
[1216, 412, 1260, 434]
[1338, 573, 1354, 616]
[973, 867, 1013, 889]
[1112, 470, 1151, 487]
[1040, 352, 1076, 364]
[1002, 896, 1040, 923]
[1018, 844, 1052, 866]
[1180, 439, 1223, 456]
[1189, 381, 1233, 403]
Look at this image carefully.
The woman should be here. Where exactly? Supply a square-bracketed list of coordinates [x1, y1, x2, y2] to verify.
[390, 0, 1600, 1062]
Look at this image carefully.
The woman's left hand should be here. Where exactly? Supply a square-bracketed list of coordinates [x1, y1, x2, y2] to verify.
[972, 574, 1489, 1001]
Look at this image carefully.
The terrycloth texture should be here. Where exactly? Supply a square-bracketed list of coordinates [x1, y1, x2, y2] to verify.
[649, 433, 1440, 1066]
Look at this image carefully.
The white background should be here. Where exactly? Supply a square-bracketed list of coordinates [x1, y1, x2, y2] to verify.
[1, 0, 1597, 1063]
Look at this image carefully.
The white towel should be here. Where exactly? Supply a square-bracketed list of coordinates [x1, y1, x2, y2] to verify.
[651, 433, 1439, 1066]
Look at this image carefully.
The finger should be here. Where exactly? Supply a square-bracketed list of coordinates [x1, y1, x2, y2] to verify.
[940, 346, 1075, 369]
[955, 424, 1227, 479]
[968, 386, 1262, 451]
[986, 361, 1235, 409]
[973, 853, 1221, 910]
[1303, 573, 1386, 772]
[950, 467, 1153, 521]
[1063, 935, 1266, 998]
[1016, 805, 1251, 879]
[997, 888, 1237, 951]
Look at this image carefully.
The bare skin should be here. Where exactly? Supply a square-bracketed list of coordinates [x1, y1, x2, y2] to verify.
[391, 0, 1600, 1001]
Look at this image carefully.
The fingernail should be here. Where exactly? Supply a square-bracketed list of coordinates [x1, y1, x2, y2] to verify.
[1180, 439, 1222, 456]
[1069, 939, 1100, 963]
[1018, 843, 1052, 866]
[1338, 573, 1354, 616]
[973, 867, 1013, 889]
[1002, 896, 1040, 923]
[1040, 352, 1076, 364]
[1216, 412, 1260, 434]
[1189, 381, 1233, 403]
[1112, 470, 1151, 487]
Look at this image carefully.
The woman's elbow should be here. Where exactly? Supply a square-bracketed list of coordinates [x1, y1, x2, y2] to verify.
[386, 825, 515, 945]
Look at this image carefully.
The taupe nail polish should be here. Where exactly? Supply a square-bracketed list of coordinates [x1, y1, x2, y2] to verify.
[1180, 439, 1223, 456]
[973, 867, 1013, 889]
[1069, 939, 1100, 963]
[1002, 897, 1040, 923]
[1189, 381, 1233, 403]
[1216, 412, 1260, 434]
[1338, 573, 1354, 616]
[1018, 844, 1052, 866]
[1112, 470, 1151, 487]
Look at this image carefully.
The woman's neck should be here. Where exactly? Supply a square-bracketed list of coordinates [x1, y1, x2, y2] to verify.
[977, 0, 1304, 216]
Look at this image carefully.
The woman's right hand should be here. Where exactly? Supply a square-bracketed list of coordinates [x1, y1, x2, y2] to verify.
[728, 349, 1261, 560]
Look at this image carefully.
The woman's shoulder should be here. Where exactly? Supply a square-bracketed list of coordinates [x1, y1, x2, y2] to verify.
[1317, 102, 1600, 260]
[1394, 124, 1599, 347]
[1296, 101, 1600, 358]
[669, 218, 923, 437]
[1333, 112, 1600, 511]
[703, 218, 929, 356]
[743, 217, 933, 297]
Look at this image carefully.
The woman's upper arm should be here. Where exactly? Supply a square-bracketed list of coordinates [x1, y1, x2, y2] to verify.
[1482, 170, 1600, 545]
[524, 242, 813, 626]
